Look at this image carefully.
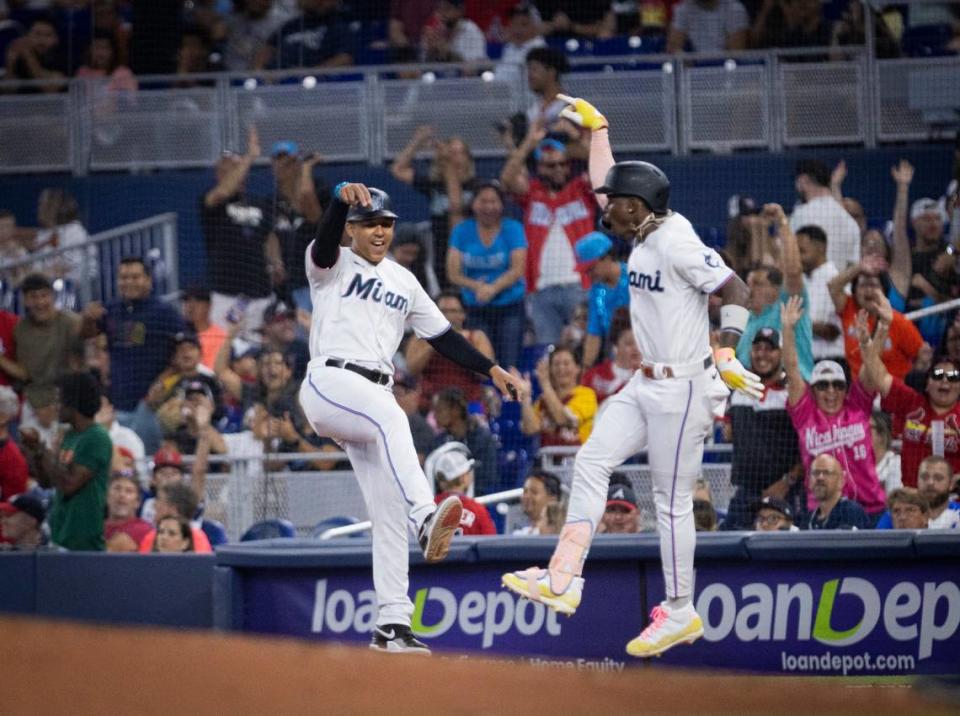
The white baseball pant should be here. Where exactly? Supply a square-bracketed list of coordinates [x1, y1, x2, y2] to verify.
[299, 362, 437, 627]
[565, 368, 727, 600]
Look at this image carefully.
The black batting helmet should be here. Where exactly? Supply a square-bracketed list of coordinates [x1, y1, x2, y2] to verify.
[596, 161, 670, 213]
[346, 187, 399, 222]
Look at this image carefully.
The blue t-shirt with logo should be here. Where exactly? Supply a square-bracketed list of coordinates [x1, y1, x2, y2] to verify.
[450, 218, 527, 308]
[586, 262, 629, 337]
[105, 297, 184, 411]
[738, 287, 813, 382]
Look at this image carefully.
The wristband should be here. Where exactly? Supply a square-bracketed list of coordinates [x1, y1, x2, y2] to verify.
[720, 304, 749, 337]
[333, 181, 349, 201]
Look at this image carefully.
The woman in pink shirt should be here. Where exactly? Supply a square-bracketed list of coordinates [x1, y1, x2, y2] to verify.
[781, 295, 887, 518]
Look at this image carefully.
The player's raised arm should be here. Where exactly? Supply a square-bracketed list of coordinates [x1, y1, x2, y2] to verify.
[309, 182, 372, 268]
[558, 94, 614, 209]
[714, 272, 764, 399]
[424, 327, 525, 402]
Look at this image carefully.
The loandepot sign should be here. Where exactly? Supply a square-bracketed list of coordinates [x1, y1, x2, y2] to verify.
[695, 577, 960, 659]
[311, 580, 563, 649]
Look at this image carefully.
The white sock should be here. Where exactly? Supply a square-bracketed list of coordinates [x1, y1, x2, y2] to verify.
[666, 596, 691, 611]
[411, 503, 435, 533]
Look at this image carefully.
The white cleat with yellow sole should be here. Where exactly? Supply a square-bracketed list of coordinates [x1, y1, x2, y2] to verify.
[626, 603, 704, 658]
[501, 567, 583, 616]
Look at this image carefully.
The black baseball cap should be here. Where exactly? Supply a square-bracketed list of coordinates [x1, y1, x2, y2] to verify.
[0, 494, 47, 524]
[752, 327, 781, 349]
[173, 331, 201, 348]
[264, 300, 296, 324]
[606, 483, 637, 511]
[754, 496, 793, 520]
[183, 379, 214, 402]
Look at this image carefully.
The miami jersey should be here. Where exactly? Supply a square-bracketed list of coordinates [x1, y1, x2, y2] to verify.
[305, 244, 450, 374]
[627, 212, 733, 365]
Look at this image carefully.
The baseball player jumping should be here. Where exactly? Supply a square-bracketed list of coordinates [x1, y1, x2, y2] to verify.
[298, 182, 524, 655]
[502, 96, 763, 658]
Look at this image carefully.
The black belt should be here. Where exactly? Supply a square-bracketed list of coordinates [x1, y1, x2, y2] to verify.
[325, 358, 391, 386]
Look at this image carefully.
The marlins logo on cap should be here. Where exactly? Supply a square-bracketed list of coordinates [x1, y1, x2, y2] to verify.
[346, 187, 399, 222]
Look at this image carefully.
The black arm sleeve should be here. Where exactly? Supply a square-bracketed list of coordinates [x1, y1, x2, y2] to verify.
[310, 198, 349, 268]
[426, 327, 496, 377]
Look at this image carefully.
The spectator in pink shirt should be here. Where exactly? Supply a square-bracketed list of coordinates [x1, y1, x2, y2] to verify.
[781, 295, 886, 519]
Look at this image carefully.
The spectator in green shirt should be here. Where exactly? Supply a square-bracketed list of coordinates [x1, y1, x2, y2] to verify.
[21, 372, 112, 551]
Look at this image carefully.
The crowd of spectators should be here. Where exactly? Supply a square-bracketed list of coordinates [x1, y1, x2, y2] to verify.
[0, 142, 957, 549]
[1, 0, 957, 91]
[0, 2, 959, 549]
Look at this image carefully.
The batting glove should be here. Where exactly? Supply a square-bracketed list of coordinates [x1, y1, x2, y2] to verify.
[557, 94, 609, 131]
[714, 347, 764, 400]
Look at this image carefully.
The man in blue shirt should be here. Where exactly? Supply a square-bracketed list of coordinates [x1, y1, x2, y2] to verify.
[737, 204, 814, 381]
[799, 454, 871, 530]
[575, 232, 629, 368]
[83, 257, 184, 415]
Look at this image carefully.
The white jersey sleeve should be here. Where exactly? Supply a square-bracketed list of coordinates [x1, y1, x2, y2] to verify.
[668, 229, 733, 294]
[305, 240, 344, 287]
[406, 280, 452, 339]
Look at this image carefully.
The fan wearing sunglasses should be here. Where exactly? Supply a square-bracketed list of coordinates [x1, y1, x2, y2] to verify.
[782, 295, 888, 520]
[859, 292, 960, 489]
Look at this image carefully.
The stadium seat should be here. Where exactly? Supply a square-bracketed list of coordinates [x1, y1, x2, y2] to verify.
[901, 24, 956, 57]
[240, 518, 296, 541]
[201, 519, 229, 547]
[310, 516, 367, 538]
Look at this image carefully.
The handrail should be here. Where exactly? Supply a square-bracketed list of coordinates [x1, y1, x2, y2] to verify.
[0, 45, 867, 92]
[318, 487, 524, 540]
[904, 296, 960, 322]
[0, 212, 178, 272]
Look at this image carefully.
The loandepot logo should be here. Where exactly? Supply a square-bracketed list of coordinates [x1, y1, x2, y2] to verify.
[696, 578, 960, 660]
[311, 580, 562, 648]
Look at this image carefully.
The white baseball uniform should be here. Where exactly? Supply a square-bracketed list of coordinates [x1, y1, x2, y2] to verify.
[298, 243, 451, 627]
[565, 212, 731, 600]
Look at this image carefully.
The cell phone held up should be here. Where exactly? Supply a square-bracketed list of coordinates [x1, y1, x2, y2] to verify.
[227, 296, 249, 325]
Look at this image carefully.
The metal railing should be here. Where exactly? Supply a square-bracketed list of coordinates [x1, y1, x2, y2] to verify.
[0, 47, 956, 175]
[0, 213, 178, 308]
[172, 443, 736, 541]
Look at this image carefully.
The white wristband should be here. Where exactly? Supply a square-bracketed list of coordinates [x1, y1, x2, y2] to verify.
[720, 304, 749, 336]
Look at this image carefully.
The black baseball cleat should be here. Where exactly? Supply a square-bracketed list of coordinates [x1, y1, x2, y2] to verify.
[418, 495, 463, 563]
[369, 624, 431, 655]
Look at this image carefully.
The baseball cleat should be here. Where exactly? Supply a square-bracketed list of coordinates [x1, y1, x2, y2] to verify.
[625, 603, 704, 658]
[418, 495, 463, 563]
[369, 624, 431, 655]
[501, 567, 583, 616]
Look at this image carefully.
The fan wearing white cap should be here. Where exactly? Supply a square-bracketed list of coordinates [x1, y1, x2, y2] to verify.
[425, 443, 496, 536]
[781, 295, 887, 520]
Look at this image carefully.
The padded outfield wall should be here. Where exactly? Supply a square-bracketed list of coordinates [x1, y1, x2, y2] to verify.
[2, 532, 957, 676]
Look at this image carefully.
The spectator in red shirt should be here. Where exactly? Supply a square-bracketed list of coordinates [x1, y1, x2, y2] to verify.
[104, 471, 153, 552]
[405, 290, 495, 404]
[861, 294, 960, 488]
[0, 494, 47, 550]
[828, 259, 924, 380]
[0, 386, 28, 502]
[138, 482, 212, 554]
[582, 323, 641, 405]
[501, 125, 598, 345]
[425, 442, 497, 535]
[0, 307, 18, 387]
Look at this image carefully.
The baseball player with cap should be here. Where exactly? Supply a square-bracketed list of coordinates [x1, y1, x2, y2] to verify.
[298, 181, 524, 654]
[502, 95, 763, 658]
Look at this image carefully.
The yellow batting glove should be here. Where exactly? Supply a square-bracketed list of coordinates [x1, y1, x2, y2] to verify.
[714, 347, 764, 400]
[557, 94, 609, 131]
